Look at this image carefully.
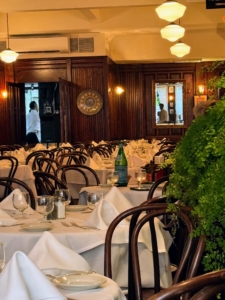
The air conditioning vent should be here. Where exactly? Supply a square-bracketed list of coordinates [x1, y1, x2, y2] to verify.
[0, 41, 6, 51]
[70, 37, 94, 53]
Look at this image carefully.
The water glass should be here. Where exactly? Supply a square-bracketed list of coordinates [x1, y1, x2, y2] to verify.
[107, 171, 119, 186]
[0, 243, 5, 273]
[135, 170, 146, 189]
[35, 195, 54, 222]
[87, 193, 103, 210]
[54, 189, 71, 206]
[12, 192, 29, 219]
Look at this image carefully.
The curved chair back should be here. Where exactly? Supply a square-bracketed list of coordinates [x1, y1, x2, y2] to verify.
[0, 177, 35, 209]
[36, 157, 62, 175]
[26, 150, 54, 171]
[0, 156, 19, 199]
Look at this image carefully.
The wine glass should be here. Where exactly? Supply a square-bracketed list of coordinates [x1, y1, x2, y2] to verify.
[135, 170, 146, 189]
[107, 171, 119, 186]
[35, 195, 54, 222]
[12, 192, 29, 219]
[54, 189, 71, 206]
[0, 243, 5, 273]
[87, 193, 103, 210]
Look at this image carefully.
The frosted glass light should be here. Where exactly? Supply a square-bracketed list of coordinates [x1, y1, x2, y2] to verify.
[156, 0, 186, 22]
[170, 40, 190, 57]
[160, 23, 185, 42]
[0, 48, 19, 63]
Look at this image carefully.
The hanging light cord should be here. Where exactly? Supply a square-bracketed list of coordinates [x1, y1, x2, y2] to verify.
[6, 13, 9, 49]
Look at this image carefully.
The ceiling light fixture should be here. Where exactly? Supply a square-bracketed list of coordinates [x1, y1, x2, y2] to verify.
[160, 22, 185, 42]
[0, 14, 19, 63]
[156, 0, 186, 22]
[170, 40, 191, 57]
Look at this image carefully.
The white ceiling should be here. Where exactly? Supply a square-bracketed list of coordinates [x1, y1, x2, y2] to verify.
[0, 0, 225, 63]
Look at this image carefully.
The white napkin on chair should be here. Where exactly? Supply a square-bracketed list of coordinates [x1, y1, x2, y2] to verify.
[84, 187, 134, 230]
[85, 156, 101, 169]
[28, 231, 91, 272]
[0, 189, 35, 215]
[0, 208, 17, 226]
[0, 251, 65, 300]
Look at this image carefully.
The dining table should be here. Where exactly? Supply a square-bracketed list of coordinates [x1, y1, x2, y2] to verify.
[0, 207, 172, 293]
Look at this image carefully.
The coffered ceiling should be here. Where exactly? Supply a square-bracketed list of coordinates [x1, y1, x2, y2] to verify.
[0, 0, 224, 63]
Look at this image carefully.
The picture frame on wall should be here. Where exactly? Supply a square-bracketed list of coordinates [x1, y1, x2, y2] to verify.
[194, 95, 207, 106]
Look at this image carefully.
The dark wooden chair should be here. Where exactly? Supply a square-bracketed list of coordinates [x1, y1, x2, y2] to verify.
[33, 170, 68, 196]
[104, 203, 204, 300]
[0, 156, 19, 199]
[36, 157, 62, 175]
[56, 152, 88, 165]
[0, 145, 16, 155]
[148, 269, 225, 300]
[147, 176, 169, 200]
[26, 150, 54, 171]
[0, 177, 36, 209]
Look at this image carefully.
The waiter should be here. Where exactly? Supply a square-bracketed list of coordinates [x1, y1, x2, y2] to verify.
[26, 101, 41, 142]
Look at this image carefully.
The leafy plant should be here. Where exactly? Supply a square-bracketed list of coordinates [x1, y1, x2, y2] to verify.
[166, 98, 225, 272]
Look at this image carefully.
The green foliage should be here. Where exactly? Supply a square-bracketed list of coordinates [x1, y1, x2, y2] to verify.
[166, 99, 225, 272]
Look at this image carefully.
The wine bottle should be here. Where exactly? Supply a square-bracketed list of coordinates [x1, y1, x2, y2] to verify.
[115, 141, 128, 187]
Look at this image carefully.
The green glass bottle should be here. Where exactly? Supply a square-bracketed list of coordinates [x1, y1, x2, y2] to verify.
[115, 141, 128, 186]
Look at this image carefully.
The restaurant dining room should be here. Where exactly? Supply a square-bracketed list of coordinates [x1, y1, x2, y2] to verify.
[0, 0, 225, 299]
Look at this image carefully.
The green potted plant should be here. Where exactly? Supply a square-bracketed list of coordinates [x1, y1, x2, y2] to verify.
[164, 61, 225, 272]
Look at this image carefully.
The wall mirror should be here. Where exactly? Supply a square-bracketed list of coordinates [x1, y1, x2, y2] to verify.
[152, 79, 187, 128]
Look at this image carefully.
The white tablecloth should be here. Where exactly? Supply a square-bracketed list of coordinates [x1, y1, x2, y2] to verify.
[0, 164, 37, 198]
[79, 185, 163, 206]
[66, 167, 142, 199]
[1, 210, 172, 289]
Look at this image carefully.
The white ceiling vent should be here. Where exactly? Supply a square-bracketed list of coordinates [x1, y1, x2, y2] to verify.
[70, 37, 94, 53]
[9, 36, 70, 53]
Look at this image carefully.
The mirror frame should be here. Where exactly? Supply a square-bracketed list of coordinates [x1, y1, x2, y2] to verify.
[152, 79, 187, 128]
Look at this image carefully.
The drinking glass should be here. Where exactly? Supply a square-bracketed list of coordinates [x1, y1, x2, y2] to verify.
[54, 189, 71, 206]
[87, 193, 103, 210]
[107, 171, 119, 186]
[12, 192, 29, 219]
[35, 195, 54, 222]
[0, 243, 5, 273]
[135, 171, 146, 189]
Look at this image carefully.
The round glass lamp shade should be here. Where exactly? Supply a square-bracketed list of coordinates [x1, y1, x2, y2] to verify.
[156, 0, 186, 22]
[0, 48, 19, 63]
[160, 23, 185, 42]
[170, 41, 190, 57]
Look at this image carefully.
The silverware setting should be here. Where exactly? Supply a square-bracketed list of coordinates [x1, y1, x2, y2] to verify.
[61, 221, 99, 231]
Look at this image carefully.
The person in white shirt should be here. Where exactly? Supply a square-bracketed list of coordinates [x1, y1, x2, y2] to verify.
[26, 101, 41, 142]
[157, 103, 168, 123]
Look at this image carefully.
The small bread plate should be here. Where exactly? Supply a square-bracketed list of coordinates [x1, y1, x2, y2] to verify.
[130, 187, 149, 191]
[20, 222, 53, 232]
[42, 268, 89, 279]
[66, 205, 88, 212]
[52, 273, 107, 291]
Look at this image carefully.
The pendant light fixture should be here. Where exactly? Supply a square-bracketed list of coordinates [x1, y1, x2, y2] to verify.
[170, 40, 190, 57]
[0, 14, 19, 63]
[156, 0, 186, 22]
[160, 22, 185, 42]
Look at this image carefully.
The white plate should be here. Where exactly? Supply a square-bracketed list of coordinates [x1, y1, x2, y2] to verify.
[21, 223, 53, 232]
[52, 274, 107, 291]
[66, 205, 88, 212]
[42, 268, 89, 277]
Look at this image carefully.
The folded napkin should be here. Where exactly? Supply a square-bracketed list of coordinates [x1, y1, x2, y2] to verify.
[0, 189, 35, 215]
[11, 149, 27, 164]
[91, 140, 98, 146]
[85, 156, 101, 169]
[130, 154, 144, 167]
[28, 231, 91, 272]
[0, 251, 65, 300]
[60, 142, 72, 147]
[32, 143, 47, 151]
[0, 208, 17, 226]
[92, 153, 106, 168]
[84, 186, 134, 230]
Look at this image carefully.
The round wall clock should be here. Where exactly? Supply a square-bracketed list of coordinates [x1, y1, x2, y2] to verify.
[77, 89, 103, 115]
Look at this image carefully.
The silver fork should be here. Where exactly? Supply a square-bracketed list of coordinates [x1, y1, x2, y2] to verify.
[70, 222, 98, 230]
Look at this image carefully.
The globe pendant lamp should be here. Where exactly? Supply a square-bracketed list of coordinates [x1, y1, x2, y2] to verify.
[170, 40, 190, 57]
[156, 0, 186, 22]
[160, 23, 185, 42]
[0, 14, 19, 63]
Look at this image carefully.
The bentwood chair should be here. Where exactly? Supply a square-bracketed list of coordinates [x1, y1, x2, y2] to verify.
[33, 170, 68, 196]
[36, 157, 62, 176]
[56, 152, 88, 165]
[0, 177, 36, 209]
[148, 269, 225, 300]
[104, 203, 204, 300]
[0, 156, 19, 199]
[26, 150, 54, 171]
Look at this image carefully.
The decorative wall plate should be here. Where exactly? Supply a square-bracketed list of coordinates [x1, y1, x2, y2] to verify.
[77, 89, 103, 115]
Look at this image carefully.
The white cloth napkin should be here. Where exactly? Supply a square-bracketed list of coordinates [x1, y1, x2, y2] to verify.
[0, 208, 17, 226]
[84, 187, 134, 230]
[28, 231, 91, 272]
[92, 153, 107, 168]
[85, 156, 102, 169]
[32, 143, 47, 151]
[0, 189, 35, 215]
[11, 149, 27, 164]
[130, 154, 144, 167]
[61, 142, 72, 147]
[0, 251, 65, 300]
